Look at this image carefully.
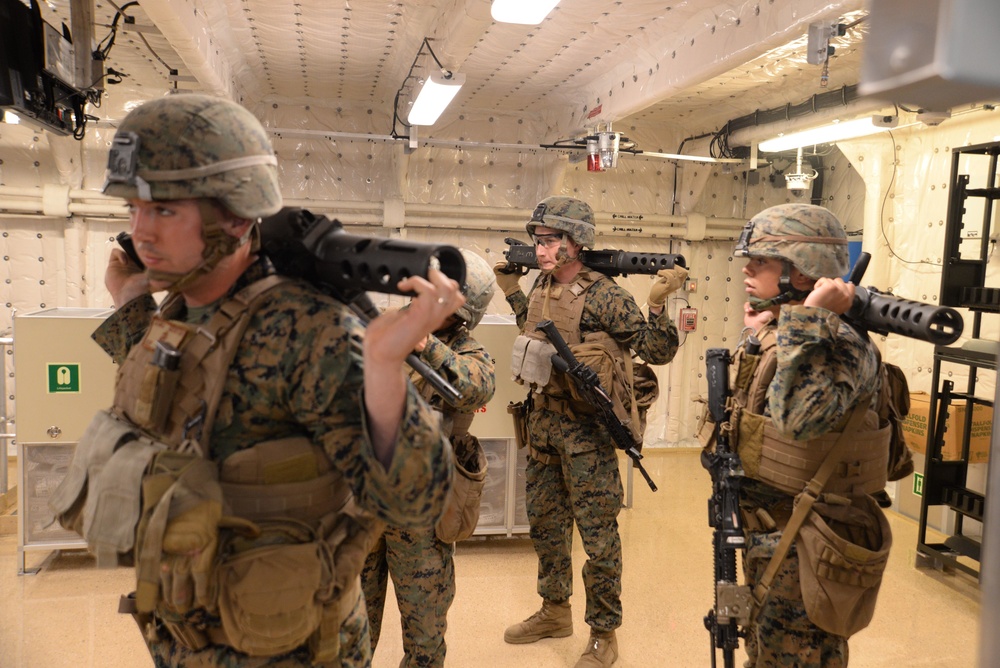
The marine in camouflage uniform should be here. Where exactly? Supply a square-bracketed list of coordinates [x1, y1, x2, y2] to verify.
[74, 95, 460, 668]
[362, 250, 496, 667]
[494, 197, 683, 667]
[733, 203, 885, 667]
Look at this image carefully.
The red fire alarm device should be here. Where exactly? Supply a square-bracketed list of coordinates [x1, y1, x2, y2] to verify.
[679, 307, 698, 332]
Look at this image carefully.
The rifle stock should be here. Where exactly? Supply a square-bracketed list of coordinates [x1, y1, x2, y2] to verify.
[503, 237, 685, 277]
[535, 319, 658, 492]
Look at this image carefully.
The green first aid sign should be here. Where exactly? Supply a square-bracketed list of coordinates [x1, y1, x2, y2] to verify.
[913, 472, 924, 497]
[47, 363, 81, 393]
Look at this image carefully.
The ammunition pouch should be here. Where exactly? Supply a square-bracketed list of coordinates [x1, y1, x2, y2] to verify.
[797, 493, 892, 637]
[695, 398, 715, 449]
[734, 407, 766, 480]
[435, 433, 488, 543]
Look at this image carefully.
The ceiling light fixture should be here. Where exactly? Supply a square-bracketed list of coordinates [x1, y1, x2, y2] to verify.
[491, 0, 560, 25]
[408, 71, 466, 126]
[392, 38, 466, 134]
[758, 114, 898, 152]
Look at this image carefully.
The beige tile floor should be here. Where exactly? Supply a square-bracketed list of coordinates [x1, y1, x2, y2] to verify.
[0, 449, 982, 667]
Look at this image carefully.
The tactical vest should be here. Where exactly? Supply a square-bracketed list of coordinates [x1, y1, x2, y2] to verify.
[727, 324, 890, 496]
[50, 276, 380, 662]
[511, 269, 652, 445]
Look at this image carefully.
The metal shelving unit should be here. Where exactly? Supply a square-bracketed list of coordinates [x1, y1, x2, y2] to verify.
[916, 141, 999, 578]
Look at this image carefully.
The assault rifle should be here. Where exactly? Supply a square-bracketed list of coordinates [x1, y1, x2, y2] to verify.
[535, 319, 658, 491]
[845, 252, 963, 345]
[702, 347, 751, 668]
[502, 237, 685, 277]
[259, 206, 466, 405]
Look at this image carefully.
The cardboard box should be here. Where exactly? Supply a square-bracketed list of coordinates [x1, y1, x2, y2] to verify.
[901, 392, 992, 463]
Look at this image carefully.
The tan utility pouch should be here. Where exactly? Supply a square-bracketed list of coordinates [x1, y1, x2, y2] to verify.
[797, 494, 892, 637]
[566, 340, 654, 447]
[48, 409, 142, 536]
[510, 335, 556, 387]
[215, 519, 331, 657]
[435, 433, 488, 543]
[212, 438, 382, 661]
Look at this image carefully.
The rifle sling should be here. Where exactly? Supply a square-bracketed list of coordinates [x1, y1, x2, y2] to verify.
[749, 393, 874, 620]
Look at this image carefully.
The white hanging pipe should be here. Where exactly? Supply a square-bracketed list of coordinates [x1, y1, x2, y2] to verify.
[0, 199, 43, 213]
[0, 187, 43, 197]
[0, 186, 118, 200]
[0, 186, 127, 218]
[0, 186, 744, 239]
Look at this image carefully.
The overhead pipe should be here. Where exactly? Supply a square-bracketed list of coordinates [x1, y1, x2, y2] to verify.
[0, 186, 127, 218]
[0, 187, 742, 240]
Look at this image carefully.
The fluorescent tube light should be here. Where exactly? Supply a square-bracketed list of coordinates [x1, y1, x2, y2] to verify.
[491, 0, 560, 25]
[407, 71, 466, 126]
[758, 115, 898, 152]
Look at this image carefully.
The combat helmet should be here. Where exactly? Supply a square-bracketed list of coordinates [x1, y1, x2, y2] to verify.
[734, 203, 849, 279]
[526, 196, 596, 248]
[455, 249, 495, 330]
[103, 94, 282, 291]
[103, 94, 281, 220]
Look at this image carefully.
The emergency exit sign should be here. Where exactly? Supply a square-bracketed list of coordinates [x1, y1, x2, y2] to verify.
[913, 472, 924, 496]
[47, 363, 81, 393]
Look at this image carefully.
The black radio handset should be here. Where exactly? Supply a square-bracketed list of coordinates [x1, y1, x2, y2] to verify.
[115, 231, 145, 270]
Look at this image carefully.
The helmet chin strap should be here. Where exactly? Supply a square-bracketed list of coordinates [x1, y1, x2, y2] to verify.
[747, 260, 811, 311]
[145, 200, 253, 294]
[540, 240, 580, 275]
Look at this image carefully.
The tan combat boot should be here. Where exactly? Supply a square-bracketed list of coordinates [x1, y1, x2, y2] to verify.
[574, 629, 618, 667]
[503, 600, 573, 644]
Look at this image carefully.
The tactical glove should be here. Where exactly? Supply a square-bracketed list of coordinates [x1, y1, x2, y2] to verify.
[648, 267, 689, 308]
[160, 499, 222, 614]
[493, 261, 524, 297]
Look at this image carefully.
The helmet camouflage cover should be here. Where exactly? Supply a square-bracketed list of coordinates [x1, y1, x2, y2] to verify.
[526, 196, 596, 248]
[455, 249, 495, 330]
[735, 203, 849, 279]
[103, 94, 282, 220]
